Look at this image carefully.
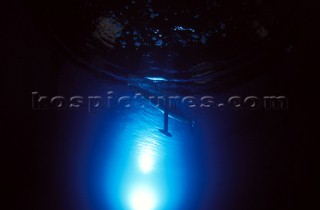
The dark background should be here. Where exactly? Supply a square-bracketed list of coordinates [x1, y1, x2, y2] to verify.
[2, 0, 316, 209]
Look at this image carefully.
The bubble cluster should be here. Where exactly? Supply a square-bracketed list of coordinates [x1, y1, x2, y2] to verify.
[92, 0, 232, 49]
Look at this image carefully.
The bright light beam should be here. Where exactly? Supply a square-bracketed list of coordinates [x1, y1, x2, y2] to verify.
[129, 186, 157, 210]
[138, 145, 155, 173]
[145, 77, 168, 81]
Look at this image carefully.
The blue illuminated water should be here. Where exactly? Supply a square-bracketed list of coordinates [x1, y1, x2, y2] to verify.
[105, 105, 189, 210]
[76, 81, 216, 210]
[57, 59, 263, 210]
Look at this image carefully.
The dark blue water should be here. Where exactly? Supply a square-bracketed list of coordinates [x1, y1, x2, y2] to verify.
[49, 51, 301, 209]
[53, 61, 231, 210]
[3, 1, 306, 209]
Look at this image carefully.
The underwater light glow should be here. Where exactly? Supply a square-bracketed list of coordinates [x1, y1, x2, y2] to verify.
[145, 77, 168, 81]
[138, 150, 155, 173]
[129, 186, 158, 210]
[137, 138, 157, 174]
[105, 111, 187, 210]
